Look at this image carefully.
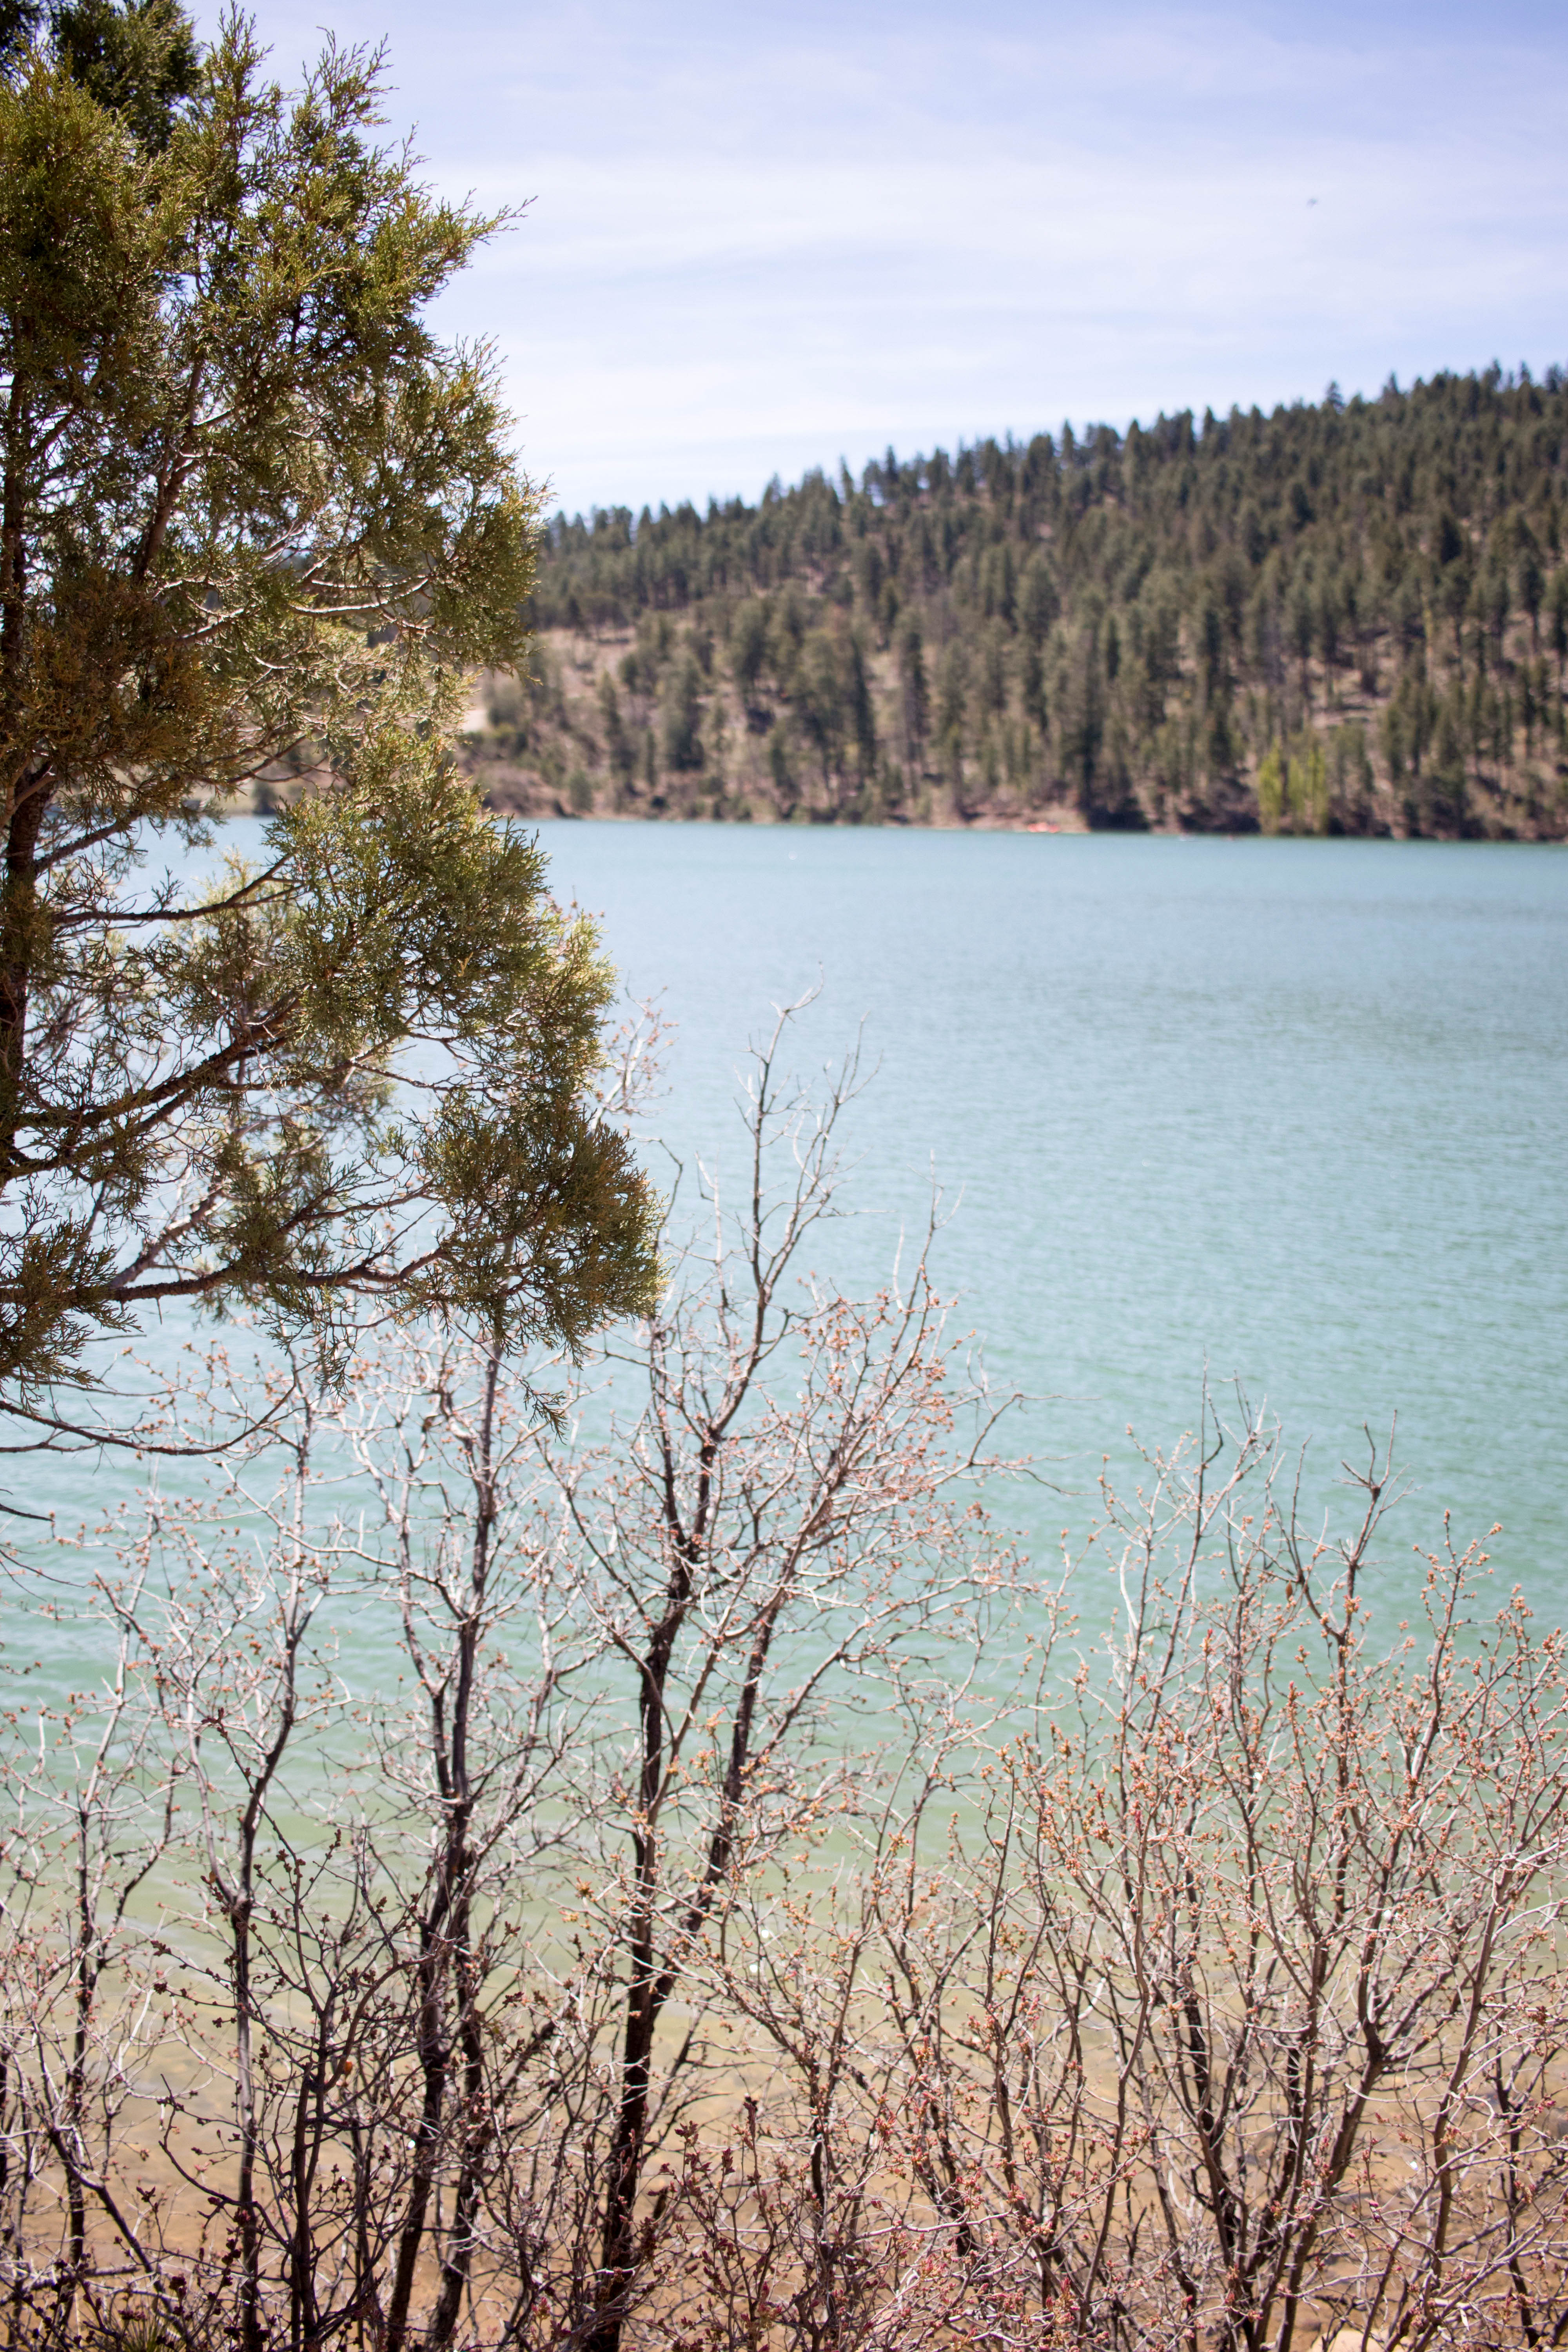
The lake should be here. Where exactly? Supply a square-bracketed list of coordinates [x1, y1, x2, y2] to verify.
[6, 822, 1566, 1643]
[535, 823, 1567, 1610]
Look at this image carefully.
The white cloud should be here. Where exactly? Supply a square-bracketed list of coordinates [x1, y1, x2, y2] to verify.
[214, 0, 1568, 511]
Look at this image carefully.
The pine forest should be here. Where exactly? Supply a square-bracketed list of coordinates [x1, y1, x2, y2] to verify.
[457, 365, 1568, 837]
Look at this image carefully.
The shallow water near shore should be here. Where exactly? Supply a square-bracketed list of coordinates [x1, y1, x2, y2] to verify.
[6, 825, 1567, 1684]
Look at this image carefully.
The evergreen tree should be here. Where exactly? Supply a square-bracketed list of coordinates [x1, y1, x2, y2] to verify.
[50, 0, 196, 148]
[481, 368, 1568, 842]
[0, 6, 659, 1412]
[660, 653, 704, 773]
[897, 615, 928, 757]
[729, 598, 768, 703]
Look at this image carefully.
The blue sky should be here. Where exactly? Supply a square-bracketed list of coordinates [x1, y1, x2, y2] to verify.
[205, 0, 1568, 518]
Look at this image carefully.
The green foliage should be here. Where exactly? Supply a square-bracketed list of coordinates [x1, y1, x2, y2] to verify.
[0, 0, 42, 72]
[485, 370, 1568, 837]
[659, 650, 703, 772]
[50, 0, 196, 149]
[1, 0, 195, 151]
[1288, 739, 1328, 832]
[0, 11, 660, 1413]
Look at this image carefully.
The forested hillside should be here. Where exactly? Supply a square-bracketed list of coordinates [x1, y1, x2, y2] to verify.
[462, 367, 1568, 835]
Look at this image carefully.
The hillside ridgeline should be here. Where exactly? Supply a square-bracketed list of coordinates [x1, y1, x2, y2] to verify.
[462, 367, 1568, 836]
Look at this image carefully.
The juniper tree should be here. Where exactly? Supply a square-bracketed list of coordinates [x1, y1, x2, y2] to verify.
[0, 8, 659, 1422]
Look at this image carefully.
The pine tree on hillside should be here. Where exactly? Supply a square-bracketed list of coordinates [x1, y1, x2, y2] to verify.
[480, 369, 1568, 838]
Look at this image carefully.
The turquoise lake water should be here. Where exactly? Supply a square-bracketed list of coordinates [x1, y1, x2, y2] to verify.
[5, 824, 1566, 1659]
[532, 823, 1566, 1610]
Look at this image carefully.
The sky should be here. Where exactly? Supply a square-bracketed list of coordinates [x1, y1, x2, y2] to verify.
[197, 0, 1568, 520]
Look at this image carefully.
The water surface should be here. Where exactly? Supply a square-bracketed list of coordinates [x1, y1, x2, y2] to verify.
[7, 825, 1566, 1652]
[535, 825, 1567, 1607]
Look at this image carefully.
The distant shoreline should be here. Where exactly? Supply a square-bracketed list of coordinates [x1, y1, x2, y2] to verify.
[486, 373, 1568, 844]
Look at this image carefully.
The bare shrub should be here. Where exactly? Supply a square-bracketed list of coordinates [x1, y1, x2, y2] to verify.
[687, 1409, 1568, 2350]
[1, 1026, 1566, 2350]
[0, 1011, 1024, 2350]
